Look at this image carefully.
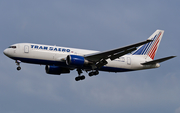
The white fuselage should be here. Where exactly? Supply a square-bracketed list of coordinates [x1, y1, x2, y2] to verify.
[3, 43, 160, 72]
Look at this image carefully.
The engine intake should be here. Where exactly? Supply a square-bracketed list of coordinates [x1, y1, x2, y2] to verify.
[45, 65, 70, 75]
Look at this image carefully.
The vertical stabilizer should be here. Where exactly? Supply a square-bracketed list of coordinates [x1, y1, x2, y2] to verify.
[132, 30, 164, 60]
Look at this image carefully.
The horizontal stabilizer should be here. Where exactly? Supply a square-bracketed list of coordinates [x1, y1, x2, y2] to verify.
[141, 56, 176, 65]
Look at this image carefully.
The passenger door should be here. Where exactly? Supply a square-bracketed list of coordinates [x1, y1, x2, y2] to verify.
[24, 45, 29, 53]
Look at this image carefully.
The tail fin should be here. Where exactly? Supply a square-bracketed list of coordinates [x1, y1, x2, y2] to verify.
[132, 30, 164, 60]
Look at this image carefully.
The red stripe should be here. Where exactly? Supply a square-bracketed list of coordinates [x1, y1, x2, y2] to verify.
[149, 35, 161, 59]
[149, 38, 160, 59]
[149, 32, 161, 59]
[150, 43, 158, 59]
[148, 32, 162, 59]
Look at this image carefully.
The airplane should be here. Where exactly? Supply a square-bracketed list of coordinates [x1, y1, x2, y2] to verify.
[3, 30, 176, 81]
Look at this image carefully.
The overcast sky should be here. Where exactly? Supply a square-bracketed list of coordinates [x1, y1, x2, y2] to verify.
[0, 0, 180, 113]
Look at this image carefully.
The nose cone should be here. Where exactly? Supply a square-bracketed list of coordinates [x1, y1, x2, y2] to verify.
[3, 49, 8, 56]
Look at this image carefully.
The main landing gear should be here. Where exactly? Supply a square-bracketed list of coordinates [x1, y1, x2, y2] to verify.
[75, 69, 99, 81]
[16, 60, 21, 71]
[75, 69, 85, 81]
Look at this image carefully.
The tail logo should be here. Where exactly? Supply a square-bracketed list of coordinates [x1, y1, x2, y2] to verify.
[133, 31, 163, 60]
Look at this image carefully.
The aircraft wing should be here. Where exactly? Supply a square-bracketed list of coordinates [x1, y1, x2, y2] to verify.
[84, 39, 153, 68]
[141, 56, 176, 65]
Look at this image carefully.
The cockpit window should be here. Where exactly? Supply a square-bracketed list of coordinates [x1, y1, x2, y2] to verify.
[8, 46, 16, 49]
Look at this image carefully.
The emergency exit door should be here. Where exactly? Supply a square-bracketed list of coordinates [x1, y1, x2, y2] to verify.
[127, 57, 131, 65]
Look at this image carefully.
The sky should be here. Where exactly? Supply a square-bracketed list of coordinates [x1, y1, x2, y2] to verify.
[0, 0, 180, 113]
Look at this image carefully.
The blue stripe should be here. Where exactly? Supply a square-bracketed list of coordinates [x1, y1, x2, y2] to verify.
[141, 43, 151, 54]
[144, 34, 158, 55]
[10, 57, 134, 72]
[142, 40, 154, 55]
[132, 44, 146, 55]
[141, 35, 157, 55]
[100, 66, 133, 72]
[10, 57, 68, 66]
[133, 33, 159, 55]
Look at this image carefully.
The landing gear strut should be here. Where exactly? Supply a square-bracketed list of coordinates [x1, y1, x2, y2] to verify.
[75, 69, 85, 81]
[16, 60, 21, 71]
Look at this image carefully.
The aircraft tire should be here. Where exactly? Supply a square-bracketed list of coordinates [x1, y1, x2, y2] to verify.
[75, 77, 80, 81]
[17, 67, 21, 71]
[80, 75, 85, 80]
[89, 72, 93, 77]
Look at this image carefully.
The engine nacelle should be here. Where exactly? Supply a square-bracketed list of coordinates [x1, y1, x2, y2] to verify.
[45, 65, 70, 75]
[66, 55, 89, 67]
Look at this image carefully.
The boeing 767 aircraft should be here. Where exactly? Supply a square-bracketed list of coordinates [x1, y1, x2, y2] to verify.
[3, 30, 176, 81]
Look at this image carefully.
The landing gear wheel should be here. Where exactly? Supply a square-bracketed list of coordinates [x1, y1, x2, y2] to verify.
[17, 67, 21, 71]
[94, 71, 99, 75]
[89, 70, 99, 77]
[80, 75, 85, 80]
[75, 75, 85, 81]
[75, 76, 81, 81]
[89, 72, 94, 77]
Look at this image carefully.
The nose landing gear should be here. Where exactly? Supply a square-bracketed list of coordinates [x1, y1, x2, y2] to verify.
[17, 66, 21, 71]
[16, 60, 21, 71]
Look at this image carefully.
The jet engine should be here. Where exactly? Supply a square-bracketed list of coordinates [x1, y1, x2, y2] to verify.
[45, 65, 70, 75]
[66, 55, 90, 67]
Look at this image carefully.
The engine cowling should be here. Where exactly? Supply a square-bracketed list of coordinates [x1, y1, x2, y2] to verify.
[66, 55, 89, 67]
[45, 65, 70, 75]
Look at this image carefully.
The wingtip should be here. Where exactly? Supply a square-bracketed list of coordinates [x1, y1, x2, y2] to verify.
[171, 56, 177, 58]
[147, 39, 153, 42]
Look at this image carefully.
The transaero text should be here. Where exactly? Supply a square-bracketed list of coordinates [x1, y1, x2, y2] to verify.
[31, 45, 70, 52]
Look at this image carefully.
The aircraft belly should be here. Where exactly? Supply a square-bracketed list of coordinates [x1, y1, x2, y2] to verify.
[101, 59, 133, 72]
